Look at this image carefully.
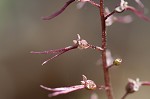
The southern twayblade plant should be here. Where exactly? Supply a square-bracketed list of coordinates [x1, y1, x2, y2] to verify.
[32, 0, 150, 99]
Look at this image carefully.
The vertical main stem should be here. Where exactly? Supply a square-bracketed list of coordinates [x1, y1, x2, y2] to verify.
[99, 0, 113, 99]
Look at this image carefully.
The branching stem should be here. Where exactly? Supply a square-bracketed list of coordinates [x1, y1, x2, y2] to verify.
[99, 0, 113, 99]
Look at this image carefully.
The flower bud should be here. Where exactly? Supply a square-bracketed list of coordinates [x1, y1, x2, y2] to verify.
[113, 58, 122, 66]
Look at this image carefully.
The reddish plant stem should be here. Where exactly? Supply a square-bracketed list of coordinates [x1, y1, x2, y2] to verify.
[105, 10, 116, 20]
[121, 92, 128, 99]
[142, 81, 150, 86]
[99, 0, 113, 99]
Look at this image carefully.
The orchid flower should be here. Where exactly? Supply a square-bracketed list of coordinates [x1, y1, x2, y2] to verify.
[31, 34, 103, 65]
[40, 75, 97, 97]
[115, 0, 150, 22]
[105, 7, 132, 26]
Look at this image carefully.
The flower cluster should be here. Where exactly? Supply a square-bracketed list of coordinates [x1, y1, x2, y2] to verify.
[31, 0, 150, 98]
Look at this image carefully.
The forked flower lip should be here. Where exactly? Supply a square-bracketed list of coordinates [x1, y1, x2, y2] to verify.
[42, 0, 75, 20]
[40, 75, 97, 97]
[31, 34, 103, 65]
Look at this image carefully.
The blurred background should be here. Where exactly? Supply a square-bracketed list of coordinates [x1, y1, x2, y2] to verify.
[1, 0, 150, 99]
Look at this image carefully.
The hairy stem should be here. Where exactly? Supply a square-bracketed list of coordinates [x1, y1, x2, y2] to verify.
[99, 0, 113, 99]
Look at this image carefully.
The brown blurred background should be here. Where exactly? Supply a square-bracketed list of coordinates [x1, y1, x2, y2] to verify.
[1, 0, 150, 99]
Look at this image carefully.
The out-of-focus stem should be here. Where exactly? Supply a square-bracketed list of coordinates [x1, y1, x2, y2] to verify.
[142, 81, 150, 86]
[121, 92, 128, 99]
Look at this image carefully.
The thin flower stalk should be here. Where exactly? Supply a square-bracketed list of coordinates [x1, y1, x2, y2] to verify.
[141, 81, 150, 86]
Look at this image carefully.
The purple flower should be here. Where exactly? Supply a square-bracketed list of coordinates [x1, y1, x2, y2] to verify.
[42, 0, 100, 20]
[31, 45, 78, 65]
[122, 78, 150, 99]
[42, 0, 75, 20]
[105, 7, 132, 26]
[115, 0, 150, 22]
[30, 34, 80, 65]
[40, 75, 97, 97]
[31, 34, 103, 65]
[40, 85, 85, 97]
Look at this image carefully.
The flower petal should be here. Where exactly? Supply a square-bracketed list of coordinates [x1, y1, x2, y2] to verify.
[40, 85, 84, 97]
[42, 0, 75, 20]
